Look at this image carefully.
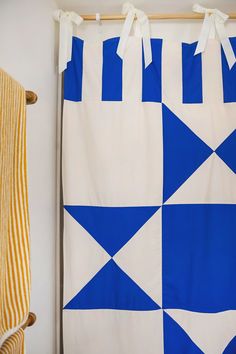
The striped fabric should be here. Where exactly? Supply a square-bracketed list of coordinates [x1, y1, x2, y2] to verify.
[0, 329, 24, 354]
[0, 69, 30, 353]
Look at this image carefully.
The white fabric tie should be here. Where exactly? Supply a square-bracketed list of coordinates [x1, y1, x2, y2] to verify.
[95, 13, 101, 23]
[193, 4, 236, 69]
[54, 10, 83, 73]
[117, 2, 152, 68]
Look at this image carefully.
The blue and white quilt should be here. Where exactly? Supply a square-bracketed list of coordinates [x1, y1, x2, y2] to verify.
[62, 35, 236, 354]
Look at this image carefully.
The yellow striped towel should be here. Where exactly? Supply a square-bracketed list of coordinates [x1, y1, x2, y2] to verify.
[0, 329, 24, 354]
[0, 69, 30, 353]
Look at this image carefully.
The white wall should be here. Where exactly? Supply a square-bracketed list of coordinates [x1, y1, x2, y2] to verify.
[0, 0, 58, 353]
[56, 0, 236, 14]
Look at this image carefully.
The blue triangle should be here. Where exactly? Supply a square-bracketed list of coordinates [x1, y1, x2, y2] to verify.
[216, 130, 236, 173]
[64, 205, 160, 256]
[162, 104, 213, 203]
[163, 312, 203, 354]
[64, 259, 160, 310]
[223, 336, 236, 354]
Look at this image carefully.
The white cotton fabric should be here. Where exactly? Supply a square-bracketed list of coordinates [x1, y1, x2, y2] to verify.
[62, 26, 236, 354]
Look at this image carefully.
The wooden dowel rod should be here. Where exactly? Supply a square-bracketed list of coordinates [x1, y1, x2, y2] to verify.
[21, 312, 37, 330]
[80, 13, 236, 21]
[26, 90, 38, 105]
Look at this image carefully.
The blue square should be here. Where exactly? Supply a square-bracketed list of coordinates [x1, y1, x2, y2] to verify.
[162, 204, 236, 312]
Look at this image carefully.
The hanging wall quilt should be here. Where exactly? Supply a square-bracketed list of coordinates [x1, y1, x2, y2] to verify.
[62, 34, 236, 354]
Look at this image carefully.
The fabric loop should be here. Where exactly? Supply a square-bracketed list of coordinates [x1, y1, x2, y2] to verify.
[117, 2, 152, 68]
[54, 10, 83, 73]
[96, 13, 101, 22]
[193, 4, 236, 69]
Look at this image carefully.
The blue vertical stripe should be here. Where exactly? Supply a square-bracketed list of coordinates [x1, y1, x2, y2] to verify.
[142, 39, 162, 102]
[182, 42, 203, 104]
[102, 37, 122, 101]
[64, 37, 83, 102]
[221, 37, 236, 103]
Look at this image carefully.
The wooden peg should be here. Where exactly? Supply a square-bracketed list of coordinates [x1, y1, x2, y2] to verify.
[26, 91, 38, 105]
[21, 312, 37, 330]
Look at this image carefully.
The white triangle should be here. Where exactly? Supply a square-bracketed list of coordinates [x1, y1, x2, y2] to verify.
[113, 208, 162, 307]
[165, 103, 236, 150]
[166, 309, 236, 354]
[63, 210, 110, 306]
[165, 153, 236, 205]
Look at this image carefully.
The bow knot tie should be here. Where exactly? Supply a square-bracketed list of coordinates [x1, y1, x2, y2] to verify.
[54, 10, 83, 26]
[193, 4, 236, 69]
[194, 5, 228, 22]
[117, 2, 152, 68]
[122, 3, 146, 23]
[54, 10, 83, 73]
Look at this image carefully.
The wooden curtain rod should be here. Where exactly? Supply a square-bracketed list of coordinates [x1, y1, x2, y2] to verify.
[80, 13, 236, 21]
[26, 91, 38, 105]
